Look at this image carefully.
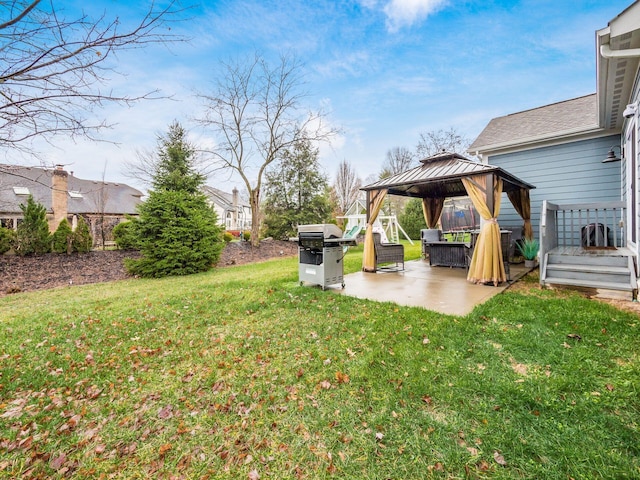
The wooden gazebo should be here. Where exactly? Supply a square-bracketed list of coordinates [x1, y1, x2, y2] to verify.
[360, 152, 535, 285]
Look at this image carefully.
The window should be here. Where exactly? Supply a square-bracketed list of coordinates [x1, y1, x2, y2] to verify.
[12, 186, 30, 195]
[68, 191, 83, 198]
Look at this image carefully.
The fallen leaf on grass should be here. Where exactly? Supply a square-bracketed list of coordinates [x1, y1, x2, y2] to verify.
[0, 406, 24, 419]
[158, 405, 174, 419]
[335, 371, 350, 384]
[158, 443, 172, 457]
[318, 380, 331, 390]
[49, 453, 67, 471]
[493, 451, 507, 466]
[248, 469, 260, 480]
[509, 358, 528, 376]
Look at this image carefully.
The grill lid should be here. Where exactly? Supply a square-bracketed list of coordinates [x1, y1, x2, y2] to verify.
[297, 224, 343, 239]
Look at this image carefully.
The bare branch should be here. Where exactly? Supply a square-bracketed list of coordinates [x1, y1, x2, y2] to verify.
[195, 53, 340, 246]
[332, 158, 361, 216]
[0, 0, 187, 152]
[415, 127, 471, 159]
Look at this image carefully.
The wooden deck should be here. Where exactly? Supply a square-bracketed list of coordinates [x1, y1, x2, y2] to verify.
[549, 246, 633, 256]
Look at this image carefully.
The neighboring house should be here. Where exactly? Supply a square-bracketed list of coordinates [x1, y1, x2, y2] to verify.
[0, 164, 143, 247]
[202, 186, 252, 231]
[468, 1, 640, 296]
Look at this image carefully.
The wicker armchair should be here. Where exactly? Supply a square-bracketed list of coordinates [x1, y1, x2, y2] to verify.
[373, 232, 404, 271]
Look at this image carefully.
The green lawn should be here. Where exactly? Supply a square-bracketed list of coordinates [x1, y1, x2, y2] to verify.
[0, 243, 638, 479]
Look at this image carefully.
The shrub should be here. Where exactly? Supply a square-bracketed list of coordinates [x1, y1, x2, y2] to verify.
[14, 196, 51, 255]
[0, 227, 16, 254]
[223, 231, 234, 243]
[398, 198, 427, 240]
[126, 190, 224, 278]
[242, 230, 251, 242]
[113, 220, 139, 250]
[73, 216, 93, 253]
[51, 219, 73, 254]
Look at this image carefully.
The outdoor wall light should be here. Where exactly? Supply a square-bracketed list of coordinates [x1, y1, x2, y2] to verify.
[623, 102, 638, 119]
[602, 145, 622, 163]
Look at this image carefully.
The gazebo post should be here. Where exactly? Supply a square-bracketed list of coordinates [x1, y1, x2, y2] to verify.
[486, 172, 495, 218]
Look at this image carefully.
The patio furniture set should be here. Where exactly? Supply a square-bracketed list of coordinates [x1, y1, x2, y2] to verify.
[421, 228, 521, 280]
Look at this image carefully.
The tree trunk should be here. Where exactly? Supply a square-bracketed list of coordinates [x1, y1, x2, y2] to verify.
[250, 188, 261, 247]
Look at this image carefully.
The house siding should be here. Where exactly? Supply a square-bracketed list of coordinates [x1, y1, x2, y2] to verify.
[488, 135, 621, 236]
[623, 76, 640, 253]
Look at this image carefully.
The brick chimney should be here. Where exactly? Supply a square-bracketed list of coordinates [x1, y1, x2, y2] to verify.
[51, 165, 68, 231]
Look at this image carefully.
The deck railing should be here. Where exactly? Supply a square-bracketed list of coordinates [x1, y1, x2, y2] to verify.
[540, 201, 626, 264]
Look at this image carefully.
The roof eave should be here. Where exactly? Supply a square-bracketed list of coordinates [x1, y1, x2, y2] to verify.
[469, 125, 613, 156]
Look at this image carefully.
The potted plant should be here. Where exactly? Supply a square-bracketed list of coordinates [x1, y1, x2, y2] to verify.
[517, 237, 539, 268]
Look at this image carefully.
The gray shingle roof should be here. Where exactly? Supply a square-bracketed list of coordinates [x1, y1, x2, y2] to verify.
[0, 165, 143, 215]
[468, 94, 599, 153]
[202, 186, 250, 210]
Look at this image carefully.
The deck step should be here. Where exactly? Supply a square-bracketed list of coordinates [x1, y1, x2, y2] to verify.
[543, 276, 636, 291]
[545, 264, 631, 284]
[547, 254, 628, 268]
[542, 249, 637, 293]
[546, 264, 630, 274]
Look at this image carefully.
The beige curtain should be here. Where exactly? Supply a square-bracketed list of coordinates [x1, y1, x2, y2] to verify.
[462, 174, 506, 286]
[421, 197, 445, 229]
[506, 188, 533, 240]
[362, 189, 388, 272]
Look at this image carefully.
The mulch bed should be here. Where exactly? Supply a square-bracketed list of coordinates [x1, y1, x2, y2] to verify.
[0, 240, 298, 296]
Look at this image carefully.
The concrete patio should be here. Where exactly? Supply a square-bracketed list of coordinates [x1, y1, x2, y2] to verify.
[333, 259, 530, 316]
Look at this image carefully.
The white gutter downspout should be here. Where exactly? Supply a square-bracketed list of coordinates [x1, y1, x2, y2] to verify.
[600, 44, 640, 58]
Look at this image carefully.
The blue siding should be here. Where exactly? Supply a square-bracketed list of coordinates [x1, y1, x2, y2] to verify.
[489, 135, 622, 235]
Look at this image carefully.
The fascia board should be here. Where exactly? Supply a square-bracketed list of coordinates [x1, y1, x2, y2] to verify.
[470, 127, 617, 157]
[596, 26, 611, 128]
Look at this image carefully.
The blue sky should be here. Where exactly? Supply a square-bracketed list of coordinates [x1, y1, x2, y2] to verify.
[22, 0, 635, 192]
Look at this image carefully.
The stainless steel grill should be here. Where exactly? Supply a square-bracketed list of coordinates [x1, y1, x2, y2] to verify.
[297, 224, 357, 290]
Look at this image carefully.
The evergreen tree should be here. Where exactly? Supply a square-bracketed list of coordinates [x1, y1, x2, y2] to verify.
[113, 220, 139, 250]
[126, 121, 224, 278]
[52, 218, 73, 253]
[15, 196, 51, 255]
[73, 216, 93, 253]
[262, 138, 333, 240]
[152, 122, 205, 193]
[398, 198, 427, 240]
[0, 227, 16, 254]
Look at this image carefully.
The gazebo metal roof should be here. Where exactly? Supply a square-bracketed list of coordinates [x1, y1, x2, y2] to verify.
[361, 152, 535, 198]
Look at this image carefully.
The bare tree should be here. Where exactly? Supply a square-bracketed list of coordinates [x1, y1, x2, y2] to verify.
[380, 146, 415, 179]
[92, 160, 110, 249]
[415, 127, 470, 159]
[0, 0, 184, 156]
[332, 159, 361, 216]
[196, 53, 339, 246]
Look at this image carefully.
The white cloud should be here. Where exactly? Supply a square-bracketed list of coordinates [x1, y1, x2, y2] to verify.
[383, 0, 448, 32]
